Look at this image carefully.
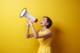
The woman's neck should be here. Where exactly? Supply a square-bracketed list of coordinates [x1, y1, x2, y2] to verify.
[42, 26, 47, 30]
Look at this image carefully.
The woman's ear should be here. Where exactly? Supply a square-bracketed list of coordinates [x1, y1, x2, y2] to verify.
[46, 22, 49, 26]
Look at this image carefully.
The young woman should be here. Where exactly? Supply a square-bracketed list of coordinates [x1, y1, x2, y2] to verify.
[26, 16, 53, 53]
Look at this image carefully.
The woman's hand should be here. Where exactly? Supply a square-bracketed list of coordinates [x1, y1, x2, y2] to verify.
[28, 20, 33, 26]
[26, 20, 32, 28]
[27, 22, 30, 28]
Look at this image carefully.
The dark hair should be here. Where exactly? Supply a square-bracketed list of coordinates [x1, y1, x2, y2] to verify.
[43, 16, 52, 28]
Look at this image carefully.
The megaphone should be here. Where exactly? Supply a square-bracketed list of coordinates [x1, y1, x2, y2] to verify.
[20, 8, 38, 22]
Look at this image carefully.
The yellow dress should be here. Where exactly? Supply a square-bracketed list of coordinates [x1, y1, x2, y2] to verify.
[37, 29, 52, 53]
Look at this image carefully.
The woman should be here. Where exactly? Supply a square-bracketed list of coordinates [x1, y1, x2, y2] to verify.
[26, 16, 53, 53]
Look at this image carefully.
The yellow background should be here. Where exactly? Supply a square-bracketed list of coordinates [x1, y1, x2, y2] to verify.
[0, 0, 80, 53]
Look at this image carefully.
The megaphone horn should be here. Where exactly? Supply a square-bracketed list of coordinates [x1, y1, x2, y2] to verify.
[20, 8, 38, 22]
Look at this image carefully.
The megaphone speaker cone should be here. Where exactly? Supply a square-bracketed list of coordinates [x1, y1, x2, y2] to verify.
[20, 8, 27, 17]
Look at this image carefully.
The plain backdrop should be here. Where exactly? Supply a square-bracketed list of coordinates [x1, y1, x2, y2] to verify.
[0, 0, 80, 53]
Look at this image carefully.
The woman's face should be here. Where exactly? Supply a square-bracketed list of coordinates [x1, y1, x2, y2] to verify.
[40, 17, 48, 27]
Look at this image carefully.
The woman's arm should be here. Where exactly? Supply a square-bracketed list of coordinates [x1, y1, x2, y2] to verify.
[26, 21, 33, 38]
[30, 24, 38, 38]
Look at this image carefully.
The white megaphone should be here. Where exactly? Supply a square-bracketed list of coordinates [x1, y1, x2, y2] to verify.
[20, 8, 38, 22]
